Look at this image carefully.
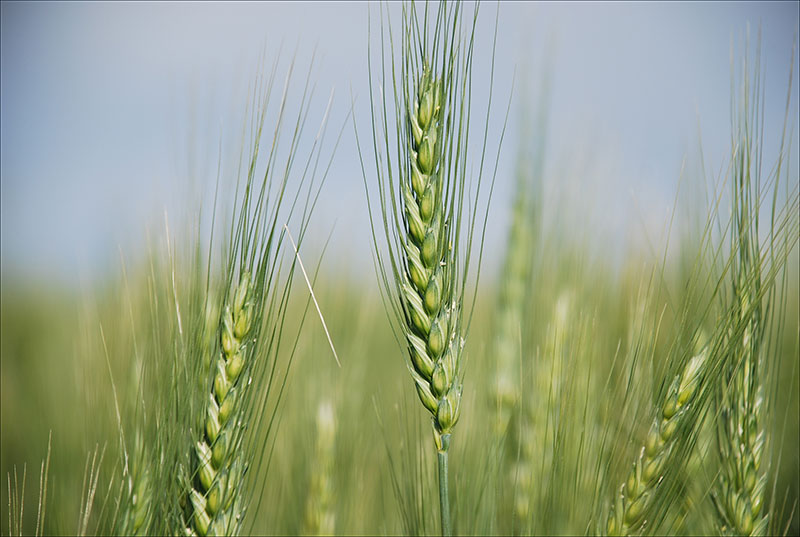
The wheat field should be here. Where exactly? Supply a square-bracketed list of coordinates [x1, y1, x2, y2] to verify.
[1, 2, 799, 536]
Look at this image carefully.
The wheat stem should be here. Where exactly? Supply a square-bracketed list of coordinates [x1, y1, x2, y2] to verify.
[438, 443, 452, 537]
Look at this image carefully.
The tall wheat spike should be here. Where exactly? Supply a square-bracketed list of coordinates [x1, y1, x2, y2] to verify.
[490, 63, 547, 449]
[170, 53, 337, 536]
[399, 40, 464, 537]
[491, 161, 535, 439]
[710, 34, 777, 537]
[489, 161, 534, 536]
[360, 1, 501, 534]
[712, 243, 768, 536]
[489, 67, 552, 533]
[399, 59, 464, 455]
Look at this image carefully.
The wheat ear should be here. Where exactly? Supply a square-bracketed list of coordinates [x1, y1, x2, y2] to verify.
[402, 60, 463, 537]
[183, 273, 252, 536]
[490, 176, 532, 534]
[713, 365, 766, 536]
[712, 266, 768, 537]
[491, 169, 534, 438]
[363, 1, 498, 534]
[709, 36, 773, 537]
[402, 62, 462, 457]
[302, 400, 337, 536]
[606, 349, 708, 536]
[120, 432, 152, 535]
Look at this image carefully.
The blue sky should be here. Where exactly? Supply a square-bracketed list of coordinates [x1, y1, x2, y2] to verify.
[2, 2, 798, 286]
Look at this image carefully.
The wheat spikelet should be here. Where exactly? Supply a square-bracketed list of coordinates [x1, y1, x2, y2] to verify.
[606, 349, 708, 536]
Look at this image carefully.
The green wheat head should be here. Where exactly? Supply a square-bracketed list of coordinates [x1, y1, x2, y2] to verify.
[183, 273, 253, 536]
[176, 57, 335, 535]
[83, 54, 339, 537]
[606, 346, 709, 536]
[709, 35, 794, 536]
[362, 0, 495, 453]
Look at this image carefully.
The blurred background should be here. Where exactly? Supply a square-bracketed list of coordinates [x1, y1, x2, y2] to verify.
[2, 2, 797, 284]
[2, 2, 798, 535]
